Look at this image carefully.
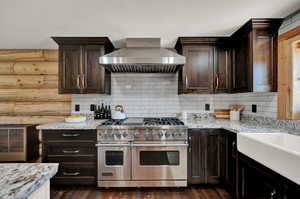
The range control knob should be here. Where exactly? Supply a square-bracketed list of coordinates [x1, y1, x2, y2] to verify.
[158, 132, 164, 137]
[134, 132, 140, 137]
[115, 132, 121, 138]
[122, 132, 128, 137]
[165, 132, 171, 137]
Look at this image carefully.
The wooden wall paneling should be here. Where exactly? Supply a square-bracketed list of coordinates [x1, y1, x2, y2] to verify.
[0, 75, 58, 89]
[0, 89, 70, 102]
[0, 50, 58, 61]
[0, 102, 70, 116]
[0, 62, 58, 75]
[0, 49, 70, 125]
[0, 116, 65, 125]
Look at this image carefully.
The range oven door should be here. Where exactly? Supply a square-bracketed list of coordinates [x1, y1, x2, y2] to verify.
[97, 143, 131, 181]
[131, 143, 188, 180]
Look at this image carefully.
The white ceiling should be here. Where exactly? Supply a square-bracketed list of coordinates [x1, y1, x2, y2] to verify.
[0, 0, 299, 49]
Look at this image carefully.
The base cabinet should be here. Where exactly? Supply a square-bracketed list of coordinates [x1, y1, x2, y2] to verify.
[42, 130, 97, 185]
[188, 129, 227, 184]
[238, 153, 300, 199]
[188, 129, 238, 198]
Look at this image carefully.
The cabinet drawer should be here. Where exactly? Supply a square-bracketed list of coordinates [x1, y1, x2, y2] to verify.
[46, 155, 96, 162]
[45, 142, 96, 156]
[43, 130, 96, 141]
[52, 176, 96, 185]
[56, 163, 96, 177]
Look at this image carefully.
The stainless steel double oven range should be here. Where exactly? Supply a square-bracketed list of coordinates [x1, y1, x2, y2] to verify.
[96, 117, 188, 188]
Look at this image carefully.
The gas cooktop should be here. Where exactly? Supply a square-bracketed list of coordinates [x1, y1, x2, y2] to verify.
[101, 117, 184, 126]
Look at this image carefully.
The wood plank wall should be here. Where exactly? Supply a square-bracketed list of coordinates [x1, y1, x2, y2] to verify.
[0, 50, 71, 124]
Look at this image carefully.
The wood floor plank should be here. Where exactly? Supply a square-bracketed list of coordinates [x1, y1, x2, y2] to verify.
[50, 186, 232, 199]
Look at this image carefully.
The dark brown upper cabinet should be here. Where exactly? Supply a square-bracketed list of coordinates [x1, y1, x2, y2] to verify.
[231, 19, 282, 92]
[52, 37, 114, 94]
[175, 37, 231, 94]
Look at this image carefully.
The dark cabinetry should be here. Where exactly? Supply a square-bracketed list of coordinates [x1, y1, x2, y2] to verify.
[52, 37, 114, 94]
[224, 130, 238, 198]
[42, 130, 97, 185]
[175, 38, 230, 94]
[188, 129, 238, 198]
[188, 129, 226, 184]
[231, 19, 282, 92]
[238, 153, 300, 199]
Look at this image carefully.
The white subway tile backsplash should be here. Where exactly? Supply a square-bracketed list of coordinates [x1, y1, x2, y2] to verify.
[72, 73, 278, 118]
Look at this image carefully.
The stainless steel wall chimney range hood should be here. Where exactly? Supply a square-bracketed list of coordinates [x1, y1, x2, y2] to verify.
[99, 38, 186, 73]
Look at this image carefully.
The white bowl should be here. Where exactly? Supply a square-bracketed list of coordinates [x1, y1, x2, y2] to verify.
[64, 116, 86, 123]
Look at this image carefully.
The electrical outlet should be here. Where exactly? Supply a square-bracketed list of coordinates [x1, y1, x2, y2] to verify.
[252, 104, 257, 113]
[75, 104, 80, 112]
[205, 104, 210, 111]
[90, 104, 96, 111]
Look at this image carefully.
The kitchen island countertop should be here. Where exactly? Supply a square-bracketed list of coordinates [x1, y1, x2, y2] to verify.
[0, 163, 58, 199]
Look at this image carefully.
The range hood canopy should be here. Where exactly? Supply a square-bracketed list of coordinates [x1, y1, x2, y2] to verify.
[99, 38, 186, 73]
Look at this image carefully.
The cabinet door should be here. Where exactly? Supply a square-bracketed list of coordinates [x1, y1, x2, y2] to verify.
[82, 45, 110, 94]
[253, 29, 276, 92]
[188, 129, 206, 184]
[207, 132, 226, 184]
[188, 129, 226, 185]
[232, 33, 251, 92]
[214, 46, 230, 93]
[182, 46, 214, 93]
[225, 132, 237, 197]
[59, 45, 82, 94]
[0, 129, 8, 152]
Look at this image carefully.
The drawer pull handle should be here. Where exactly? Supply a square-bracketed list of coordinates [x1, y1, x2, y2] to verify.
[63, 172, 80, 176]
[62, 150, 80, 154]
[62, 133, 80, 137]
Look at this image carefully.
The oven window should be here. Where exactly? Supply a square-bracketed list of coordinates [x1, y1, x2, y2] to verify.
[140, 151, 179, 165]
[105, 151, 123, 165]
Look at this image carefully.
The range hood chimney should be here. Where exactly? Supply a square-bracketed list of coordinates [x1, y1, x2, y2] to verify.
[99, 38, 186, 73]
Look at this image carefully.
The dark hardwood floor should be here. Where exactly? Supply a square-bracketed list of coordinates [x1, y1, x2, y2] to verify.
[51, 185, 232, 199]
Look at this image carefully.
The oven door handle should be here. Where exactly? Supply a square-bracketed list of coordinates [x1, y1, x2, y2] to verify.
[131, 143, 189, 147]
[95, 143, 131, 147]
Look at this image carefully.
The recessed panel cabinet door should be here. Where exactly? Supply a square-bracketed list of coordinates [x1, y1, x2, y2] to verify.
[188, 130, 206, 184]
[232, 33, 251, 92]
[214, 46, 230, 93]
[183, 46, 214, 93]
[83, 45, 110, 94]
[60, 45, 81, 94]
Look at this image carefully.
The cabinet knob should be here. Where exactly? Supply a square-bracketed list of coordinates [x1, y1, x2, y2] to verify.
[77, 75, 80, 89]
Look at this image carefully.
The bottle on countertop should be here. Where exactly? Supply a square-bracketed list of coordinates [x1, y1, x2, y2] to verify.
[107, 105, 112, 119]
[104, 105, 108, 119]
[100, 103, 105, 119]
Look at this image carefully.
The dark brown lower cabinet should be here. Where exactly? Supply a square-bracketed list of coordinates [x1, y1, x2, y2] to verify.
[42, 130, 97, 185]
[238, 153, 300, 199]
[188, 129, 238, 198]
[188, 129, 226, 184]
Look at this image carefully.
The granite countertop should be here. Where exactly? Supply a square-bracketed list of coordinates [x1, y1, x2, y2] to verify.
[36, 117, 295, 135]
[0, 163, 58, 199]
[36, 120, 106, 130]
[183, 119, 288, 134]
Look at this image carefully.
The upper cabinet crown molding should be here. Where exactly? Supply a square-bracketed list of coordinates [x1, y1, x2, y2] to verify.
[52, 37, 114, 47]
[52, 37, 114, 94]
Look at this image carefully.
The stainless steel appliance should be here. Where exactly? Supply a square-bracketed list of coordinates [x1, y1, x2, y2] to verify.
[96, 117, 188, 187]
[99, 38, 186, 73]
